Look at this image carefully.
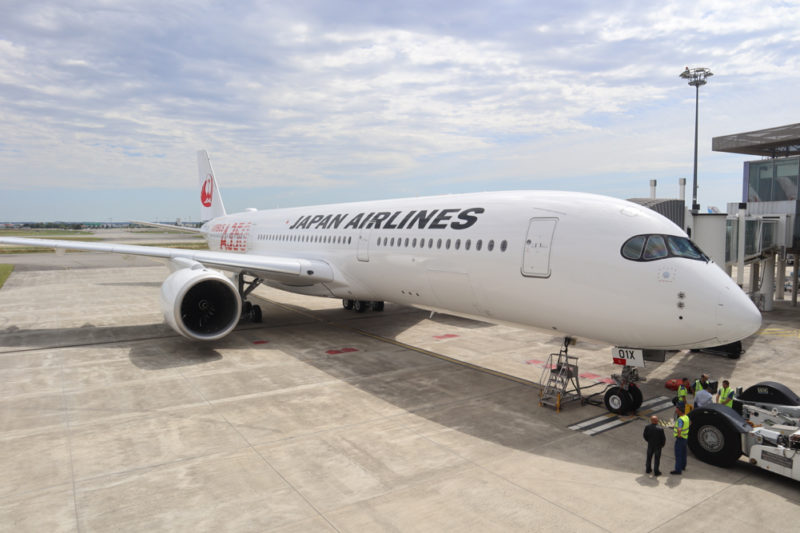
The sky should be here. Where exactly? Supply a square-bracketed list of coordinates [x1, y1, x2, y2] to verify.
[1, 0, 799, 222]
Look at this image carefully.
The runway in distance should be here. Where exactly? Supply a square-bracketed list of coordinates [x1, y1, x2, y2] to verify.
[0, 151, 761, 352]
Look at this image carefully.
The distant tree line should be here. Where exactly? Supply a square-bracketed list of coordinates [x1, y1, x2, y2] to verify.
[24, 222, 86, 230]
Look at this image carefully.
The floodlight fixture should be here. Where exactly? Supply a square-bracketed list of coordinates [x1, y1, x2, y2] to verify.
[680, 67, 713, 213]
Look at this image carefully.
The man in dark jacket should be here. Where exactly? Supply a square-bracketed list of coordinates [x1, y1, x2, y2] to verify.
[643, 415, 666, 476]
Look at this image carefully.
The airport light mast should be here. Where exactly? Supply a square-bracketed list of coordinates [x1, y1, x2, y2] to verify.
[680, 66, 713, 213]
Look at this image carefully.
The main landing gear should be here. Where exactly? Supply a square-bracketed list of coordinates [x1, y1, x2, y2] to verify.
[237, 273, 263, 323]
[342, 299, 385, 313]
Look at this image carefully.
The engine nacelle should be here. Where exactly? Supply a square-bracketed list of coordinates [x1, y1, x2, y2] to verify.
[160, 267, 241, 341]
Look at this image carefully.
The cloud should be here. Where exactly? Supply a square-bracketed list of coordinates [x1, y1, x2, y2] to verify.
[0, 0, 799, 220]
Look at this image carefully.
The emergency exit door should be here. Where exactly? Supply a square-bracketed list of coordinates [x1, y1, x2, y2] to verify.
[522, 217, 557, 277]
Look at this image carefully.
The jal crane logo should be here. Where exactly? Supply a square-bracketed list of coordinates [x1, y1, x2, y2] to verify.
[201, 175, 214, 207]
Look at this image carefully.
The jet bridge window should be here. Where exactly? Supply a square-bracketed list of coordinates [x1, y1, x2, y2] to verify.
[621, 234, 709, 262]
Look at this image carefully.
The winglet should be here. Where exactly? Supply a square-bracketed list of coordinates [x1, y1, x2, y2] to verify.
[198, 150, 227, 221]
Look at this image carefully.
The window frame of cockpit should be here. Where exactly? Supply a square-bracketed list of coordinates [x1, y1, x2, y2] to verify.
[620, 234, 709, 263]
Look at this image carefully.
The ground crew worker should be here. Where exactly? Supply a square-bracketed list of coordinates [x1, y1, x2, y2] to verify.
[717, 380, 734, 408]
[694, 374, 709, 393]
[643, 415, 665, 476]
[671, 403, 690, 475]
[677, 378, 689, 404]
[694, 387, 713, 408]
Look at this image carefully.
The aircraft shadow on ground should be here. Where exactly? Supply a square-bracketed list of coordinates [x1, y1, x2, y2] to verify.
[1, 297, 790, 495]
[238, 298, 790, 494]
[0, 323, 225, 369]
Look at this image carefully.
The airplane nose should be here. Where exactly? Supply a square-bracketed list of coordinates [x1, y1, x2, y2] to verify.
[716, 284, 762, 344]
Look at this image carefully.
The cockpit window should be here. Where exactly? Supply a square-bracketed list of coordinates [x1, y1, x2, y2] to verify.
[643, 236, 667, 260]
[621, 235, 646, 260]
[666, 236, 704, 260]
[621, 234, 709, 262]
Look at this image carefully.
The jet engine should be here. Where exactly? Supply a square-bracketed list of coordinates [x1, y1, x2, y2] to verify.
[160, 266, 241, 341]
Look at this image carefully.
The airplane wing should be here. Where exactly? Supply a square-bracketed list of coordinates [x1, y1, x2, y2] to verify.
[130, 221, 204, 233]
[0, 237, 333, 284]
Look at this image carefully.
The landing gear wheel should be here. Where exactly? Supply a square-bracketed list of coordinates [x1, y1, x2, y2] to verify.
[353, 300, 368, 313]
[688, 410, 742, 467]
[342, 299, 354, 310]
[628, 383, 643, 411]
[251, 304, 262, 323]
[372, 301, 384, 312]
[243, 301, 253, 315]
[725, 341, 742, 359]
[604, 386, 633, 414]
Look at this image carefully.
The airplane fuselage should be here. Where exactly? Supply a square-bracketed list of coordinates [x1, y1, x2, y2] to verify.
[201, 190, 761, 350]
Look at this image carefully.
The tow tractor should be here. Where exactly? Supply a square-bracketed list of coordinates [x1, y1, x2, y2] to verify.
[688, 381, 800, 480]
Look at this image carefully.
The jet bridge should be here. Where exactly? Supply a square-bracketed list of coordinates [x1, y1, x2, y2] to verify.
[712, 124, 800, 308]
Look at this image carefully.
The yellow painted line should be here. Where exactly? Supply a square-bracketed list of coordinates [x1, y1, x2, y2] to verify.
[758, 327, 800, 338]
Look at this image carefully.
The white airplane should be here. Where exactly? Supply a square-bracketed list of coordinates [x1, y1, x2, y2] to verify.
[1, 151, 761, 355]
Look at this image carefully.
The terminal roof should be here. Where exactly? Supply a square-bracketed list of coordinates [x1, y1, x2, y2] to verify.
[712, 123, 800, 157]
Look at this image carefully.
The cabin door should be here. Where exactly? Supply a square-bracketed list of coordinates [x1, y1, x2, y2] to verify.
[357, 230, 370, 262]
[522, 217, 557, 278]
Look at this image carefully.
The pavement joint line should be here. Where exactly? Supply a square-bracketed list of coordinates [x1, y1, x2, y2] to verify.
[174, 368, 344, 533]
[0, 333, 181, 355]
[59, 358, 83, 533]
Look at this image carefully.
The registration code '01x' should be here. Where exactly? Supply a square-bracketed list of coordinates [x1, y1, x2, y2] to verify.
[612, 347, 645, 368]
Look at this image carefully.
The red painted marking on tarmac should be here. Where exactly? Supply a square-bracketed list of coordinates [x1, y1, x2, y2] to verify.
[599, 378, 615, 384]
[526, 359, 544, 365]
[253, 340, 269, 345]
[434, 334, 459, 339]
[326, 348, 358, 355]
[579, 373, 600, 379]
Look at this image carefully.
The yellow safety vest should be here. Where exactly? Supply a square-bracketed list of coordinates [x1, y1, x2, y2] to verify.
[674, 415, 690, 439]
[677, 385, 687, 400]
[719, 387, 734, 408]
[694, 380, 705, 392]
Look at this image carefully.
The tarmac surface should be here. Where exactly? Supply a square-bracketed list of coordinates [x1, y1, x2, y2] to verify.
[1, 245, 799, 532]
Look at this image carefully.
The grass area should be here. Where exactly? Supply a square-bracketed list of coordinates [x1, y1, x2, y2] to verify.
[0, 229, 94, 236]
[0, 264, 13, 289]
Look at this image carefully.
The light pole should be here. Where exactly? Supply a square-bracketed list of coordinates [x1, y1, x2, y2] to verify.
[680, 67, 713, 213]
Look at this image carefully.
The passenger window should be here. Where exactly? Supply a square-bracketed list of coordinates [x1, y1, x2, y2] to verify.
[488, 240, 494, 251]
[428, 238, 433, 248]
[437, 239, 442, 249]
[476, 240, 482, 251]
[455, 239, 461, 250]
[413, 238, 417, 247]
[465, 239, 471, 250]
[420, 238, 425, 249]
[404, 238, 409, 247]
[446, 239, 451, 250]
[391, 238, 395, 246]
[500, 240, 507, 252]
[643, 236, 668, 260]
